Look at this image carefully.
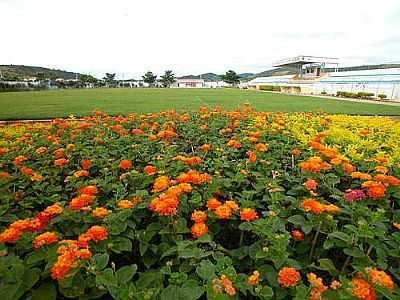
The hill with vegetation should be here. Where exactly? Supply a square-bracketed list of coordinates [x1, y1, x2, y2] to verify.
[0, 65, 82, 80]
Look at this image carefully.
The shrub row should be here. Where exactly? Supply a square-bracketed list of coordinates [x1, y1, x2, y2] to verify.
[336, 91, 387, 100]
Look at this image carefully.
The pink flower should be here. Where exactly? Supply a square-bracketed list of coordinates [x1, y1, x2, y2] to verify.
[344, 189, 366, 201]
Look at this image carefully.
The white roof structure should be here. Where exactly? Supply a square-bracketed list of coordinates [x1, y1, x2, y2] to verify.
[272, 55, 339, 68]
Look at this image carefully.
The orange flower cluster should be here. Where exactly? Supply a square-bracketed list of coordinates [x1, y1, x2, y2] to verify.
[144, 165, 157, 176]
[74, 170, 89, 178]
[226, 139, 242, 149]
[191, 210, 207, 223]
[200, 144, 211, 151]
[361, 181, 386, 200]
[211, 200, 239, 219]
[255, 143, 268, 152]
[51, 229, 102, 281]
[240, 208, 258, 222]
[54, 158, 69, 167]
[173, 155, 202, 165]
[176, 170, 211, 185]
[374, 174, 400, 186]
[219, 128, 233, 135]
[149, 183, 192, 216]
[291, 229, 305, 241]
[351, 172, 373, 180]
[0, 171, 11, 180]
[247, 271, 260, 285]
[0, 203, 63, 243]
[299, 157, 331, 173]
[131, 128, 145, 135]
[117, 199, 134, 209]
[191, 210, 208, 238]
[91, 207, 110, 218]
[155, 128, 178, 139]
[69, 186, 98, 210]
[51, 242, 91, 280]
[304, 179, 318, 191]
[302, 199, 341, 214]
[53, 148, 65, 158]
[152, 175, 170, 192]
[365, 268, 394, 290]
[291, 149, 302, 156]
[78, 225, 108, 246]
[247, 151, 257, 163]
[119, 159, 133, 170]
[81, 159, 92, 170]
[351, 278, 376, 300]
[33, 231, 59, 248]
[278, 267, 301, 288]
[307, 273, 328, 300]
[212, 275, 236, 296]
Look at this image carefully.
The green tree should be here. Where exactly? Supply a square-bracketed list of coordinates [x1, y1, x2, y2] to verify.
[80, 74, 98, 84]
[221, 70, 240, 86]
[160, 70, 175, 88]
[103, 73, 116, 85]
[142, 71, 157, 87]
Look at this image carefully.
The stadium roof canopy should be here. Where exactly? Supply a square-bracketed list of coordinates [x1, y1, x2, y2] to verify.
[272, 55, 339, 68]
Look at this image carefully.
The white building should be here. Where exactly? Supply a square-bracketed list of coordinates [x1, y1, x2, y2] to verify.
[171, 79, 205, 88]
[171, 79, 229, 88]
[248, 56, 400, 100]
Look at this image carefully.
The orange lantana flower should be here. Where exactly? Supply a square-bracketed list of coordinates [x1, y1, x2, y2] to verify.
[91, 207, 110, 218]
[191, 222, 208, 238]
[191, 210, 208, 223]
[278, 267, 301, 288]
[119, 159, 133, 170]
[33, 232, 59, 248]
[240, 208, 258, 222]
[117, 200, 134, 209]
[144, 165, 157, 176]
[207, 198, 222, 211]
[351, 278, 376, 300]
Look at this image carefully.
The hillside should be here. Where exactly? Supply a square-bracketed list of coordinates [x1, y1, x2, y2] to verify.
[0, 65, 82, 80]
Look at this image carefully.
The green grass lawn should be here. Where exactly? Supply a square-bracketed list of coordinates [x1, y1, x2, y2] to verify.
[0, 88, 400, 120]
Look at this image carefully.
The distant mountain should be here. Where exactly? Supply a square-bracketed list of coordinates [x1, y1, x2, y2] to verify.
[0, 65, 83, 80]
[178, 73, 221, 81]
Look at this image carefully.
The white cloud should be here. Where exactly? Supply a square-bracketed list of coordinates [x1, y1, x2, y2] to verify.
[1, 0, 399, 78]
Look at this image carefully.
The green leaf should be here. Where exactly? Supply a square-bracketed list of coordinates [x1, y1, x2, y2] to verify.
[328, 232, 351, 243]
[92, 253, 109, 270]
[311, 259, 338, 275]
[181, 280, 204, 300]
[96, 268, 118, 287]
[31, 282, 57, 300]
[160, 285, 181, 300]
[343, 248, 365, 258]
[196, 260, 216, 280]
[287, 215, 305, 226]
[111, 237, 132, 253]
[25, 250, 47, 265]
[116, 264, 137, 284]
[22, 268, 41, 290]
[259, 286, 274, 299]
[0, 284, 20, 300]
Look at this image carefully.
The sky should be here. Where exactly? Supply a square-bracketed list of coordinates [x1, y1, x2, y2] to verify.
[1, 0, 400, 79]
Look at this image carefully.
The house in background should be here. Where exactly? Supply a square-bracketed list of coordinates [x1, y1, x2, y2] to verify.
[171, 79, 205, 88]
[171, 79, 229, 88]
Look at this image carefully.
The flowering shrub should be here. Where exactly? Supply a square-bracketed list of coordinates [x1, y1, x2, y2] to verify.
[0, 107, 400, 299]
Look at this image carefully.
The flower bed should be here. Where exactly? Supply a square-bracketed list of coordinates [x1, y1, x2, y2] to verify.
[0, 106, 399, 300]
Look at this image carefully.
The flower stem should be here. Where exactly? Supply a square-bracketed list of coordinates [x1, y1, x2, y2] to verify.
[239, 231, 244, 247]
[309, 222, 322, 260]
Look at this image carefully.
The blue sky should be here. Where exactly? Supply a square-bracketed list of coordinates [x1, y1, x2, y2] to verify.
[1, 0, 399, 79]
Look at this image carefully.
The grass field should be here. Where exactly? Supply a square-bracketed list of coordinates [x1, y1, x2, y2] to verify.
[1, 88, 400, 120]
